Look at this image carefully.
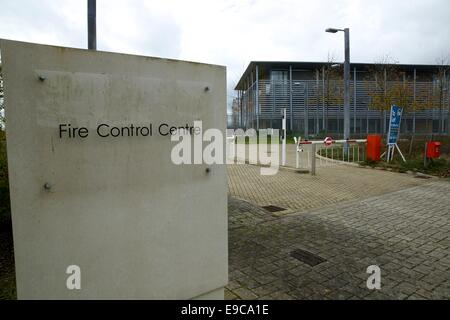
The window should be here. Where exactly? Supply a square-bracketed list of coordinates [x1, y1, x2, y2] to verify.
[271, 70, 288, 82]
[271, 70, 289, 97]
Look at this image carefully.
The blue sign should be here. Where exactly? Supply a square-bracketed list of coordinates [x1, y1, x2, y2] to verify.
[387, 105, 403, 145]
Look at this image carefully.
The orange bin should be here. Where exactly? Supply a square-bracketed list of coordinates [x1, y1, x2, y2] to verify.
[426, 141, 441, 159]
[366, 135, 381, 161]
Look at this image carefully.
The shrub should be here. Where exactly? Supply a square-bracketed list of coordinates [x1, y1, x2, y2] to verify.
[0, 130, 10, 228]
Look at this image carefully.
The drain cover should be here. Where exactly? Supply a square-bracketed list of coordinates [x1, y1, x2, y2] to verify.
[290, 249, 326, 266]
[262, 205, 286, 213]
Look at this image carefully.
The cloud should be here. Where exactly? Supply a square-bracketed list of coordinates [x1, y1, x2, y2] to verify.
[0, 0, 85, 48]
[97, 0, 181, 58]
[1, 0, 449, 111]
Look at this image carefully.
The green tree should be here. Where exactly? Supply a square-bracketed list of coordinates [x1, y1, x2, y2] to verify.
[366, 55, 413, 135]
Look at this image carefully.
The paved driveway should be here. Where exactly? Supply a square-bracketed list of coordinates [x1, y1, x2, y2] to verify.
[228, 162, 428, 214]
[227, 163, 450, 300]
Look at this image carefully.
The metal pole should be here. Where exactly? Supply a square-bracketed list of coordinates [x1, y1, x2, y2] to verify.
[311, 144, 316, 175]
[248, 81, 251, 130]
[239, 90, 243, 128]
[289, 65, 293, 132]
[87, 0, 97, 50]
[353, 67, 357, 134]
[424, 142, 428, 167]
[413, 68, 416, 135]
[403, 73, 406, 135]
[282, 108, 286, 166]
[343, 28, 350, 153]
[271, 79, 275, 129]
[447, 80, 450, 135]
[316, 70, 320, 135]
[247, 77, 250, 129]
[250, 71, 254, 128]
[441, 69, 446, 134]
[304, 83, 309, 139]
[367, 96, 370, 135]
[322, 66, 326, 130]
[383, 68, 387, 135]
[255, 65, 259, 131]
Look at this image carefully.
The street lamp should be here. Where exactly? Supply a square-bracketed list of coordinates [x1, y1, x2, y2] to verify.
[88, 0, 97, 50]
[326, 27, 350, 152]
[325, 28, 340, 33]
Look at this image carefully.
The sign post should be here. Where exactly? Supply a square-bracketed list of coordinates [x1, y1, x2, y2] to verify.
[386, 105, 406, 162]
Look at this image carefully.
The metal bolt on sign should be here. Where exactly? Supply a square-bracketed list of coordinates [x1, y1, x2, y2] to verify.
[43, 182, 52, 191]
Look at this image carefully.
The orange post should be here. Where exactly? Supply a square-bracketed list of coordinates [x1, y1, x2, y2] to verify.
[366, 135, 381, 161]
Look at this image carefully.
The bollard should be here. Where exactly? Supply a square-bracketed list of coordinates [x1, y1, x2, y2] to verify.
[311, 144, 316, 175]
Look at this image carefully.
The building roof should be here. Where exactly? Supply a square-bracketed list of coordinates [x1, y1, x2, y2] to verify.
[235, 61, 449, 90]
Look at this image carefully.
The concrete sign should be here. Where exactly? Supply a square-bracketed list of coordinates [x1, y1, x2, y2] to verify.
[1, 39, 227, 299]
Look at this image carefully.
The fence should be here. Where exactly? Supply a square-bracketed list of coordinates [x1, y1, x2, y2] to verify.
[233, 79, 450, 135]
[295, 138, 367, 175]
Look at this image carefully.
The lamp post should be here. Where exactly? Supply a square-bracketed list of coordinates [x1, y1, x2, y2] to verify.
[88, 0, 97, 50]
[326, 27, 350, 153]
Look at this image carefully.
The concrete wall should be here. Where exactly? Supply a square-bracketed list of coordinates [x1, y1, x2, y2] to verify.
[1, 39, 227, 299]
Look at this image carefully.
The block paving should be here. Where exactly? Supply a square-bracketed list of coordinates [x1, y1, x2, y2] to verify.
[226, 163, 450, 300]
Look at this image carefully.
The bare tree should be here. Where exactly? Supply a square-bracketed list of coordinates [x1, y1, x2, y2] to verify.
[434, 55, 449, 134]
[366, 55, 414, 135]
[321, 53, 344, 135]
[410, 55, 450, 138]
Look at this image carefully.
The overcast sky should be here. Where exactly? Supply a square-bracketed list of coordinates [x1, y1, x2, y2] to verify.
[1, 0, 449, 109]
